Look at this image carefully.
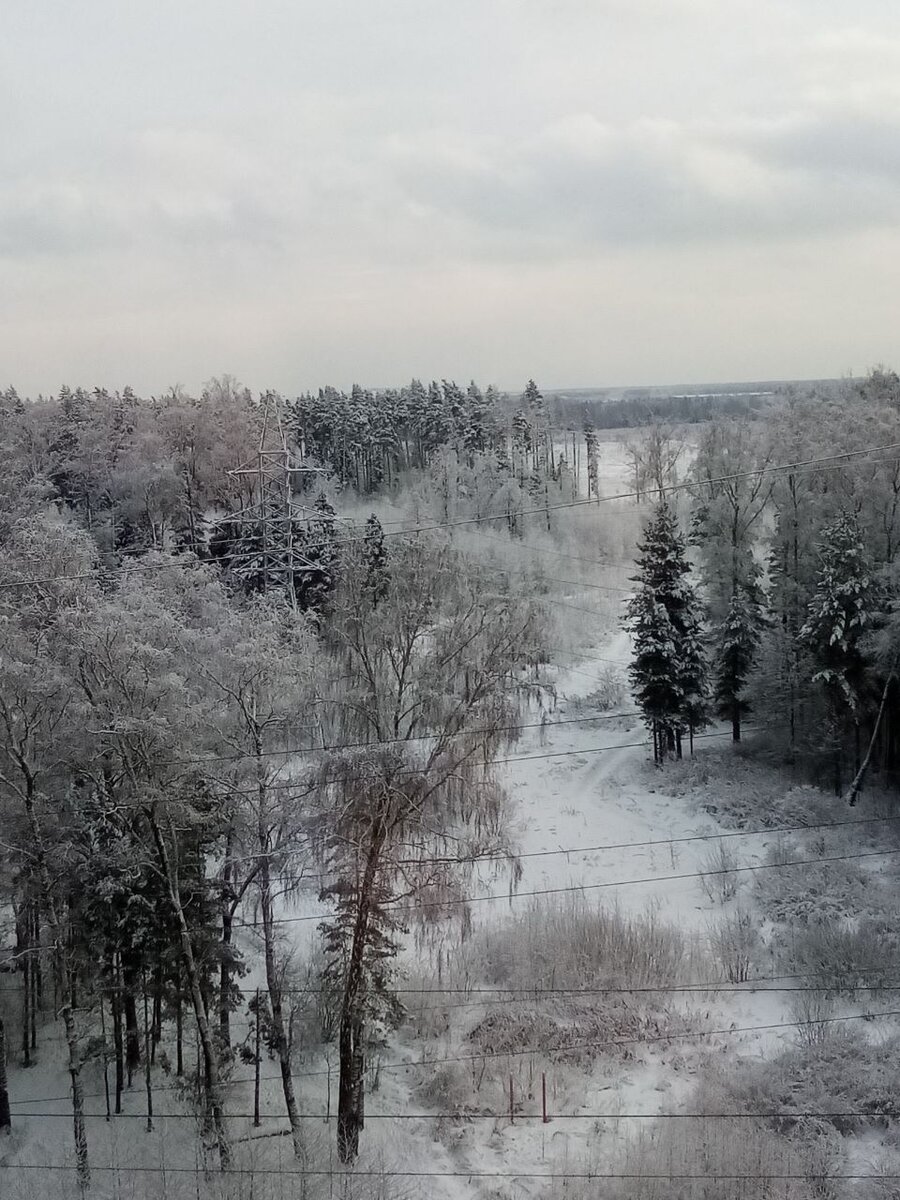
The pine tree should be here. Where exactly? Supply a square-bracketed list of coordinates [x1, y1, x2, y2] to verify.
[628, 501, 708, 761]
[296, 492, 340, 615]
[714, 585, 762, 742]
[362, 514, 388, 605]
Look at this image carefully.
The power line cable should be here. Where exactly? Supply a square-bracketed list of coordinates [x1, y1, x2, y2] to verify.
[5, 1164, 900, 1180]
[10, 1005, 900, 1107]
[3, 441, 899, 590]
[228, 841, 900, 929]
[9, 1106, 900, 1123]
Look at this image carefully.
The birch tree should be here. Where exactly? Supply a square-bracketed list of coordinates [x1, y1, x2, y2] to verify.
[314, 536, 547, 1162]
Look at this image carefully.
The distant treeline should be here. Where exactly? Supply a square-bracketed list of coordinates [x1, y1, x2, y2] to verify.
[548, 389, 776, 429]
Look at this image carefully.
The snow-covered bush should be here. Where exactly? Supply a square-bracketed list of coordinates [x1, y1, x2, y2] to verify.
[700, 839, 741, 904]
[789, 987, 837, 1047]
[708, 906, 760, 982]
[412, 1060, 481, 1116]
[756, 854, 875, 929]
[583, 665, 627, 711]
[723, 1026, 900, 1136]
[784, 918, 900, 991]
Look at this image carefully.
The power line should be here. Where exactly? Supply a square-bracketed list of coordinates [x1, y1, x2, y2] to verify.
[241, 1005, 900, 1081]
[170, 724, 750, 798]
[368, 442, 900, 538]
[8, 1106, 900, 1123]
[12, 984, 900, 1104]
[11, 1007, 900, 1109]
[117, 708, 645, 768]
[3, 440, 900, 591]
[5, 1164, 900, 1180]
[228, 841, 900, 929]
[8, 967, 900, 1003]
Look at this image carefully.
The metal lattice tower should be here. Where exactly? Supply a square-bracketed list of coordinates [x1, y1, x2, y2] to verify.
[227, 393, 325, 610]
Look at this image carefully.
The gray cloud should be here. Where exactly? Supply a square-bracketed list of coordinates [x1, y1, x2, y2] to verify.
[2, 1, 900, 392]
[383, 106, 900, 254]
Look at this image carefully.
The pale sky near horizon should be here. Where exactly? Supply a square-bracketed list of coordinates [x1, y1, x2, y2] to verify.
[3, 1, 900, 397]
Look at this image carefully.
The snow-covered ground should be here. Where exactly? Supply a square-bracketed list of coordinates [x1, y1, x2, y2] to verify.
[6, 438, 900, 1199]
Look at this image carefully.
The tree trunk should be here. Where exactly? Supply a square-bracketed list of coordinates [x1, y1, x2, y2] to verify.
[219, 906, 233, 1051]
[219, 832, 235, 1050]
[122, 959, 141, 1083]
[337, 817, 386, 1163]
[21, 779, 90, 1183]
[61, 1004, 90, 1194]
[143, 971, 153, 1132]
[258, 821, 305, 1164]
[99, 992, 111, 1122]
[20, 929, 31, 1068]
[0, 1017, 10, 1133]
[732, 705, 741, 743]
[112, 956, 124, 1114]
[847, 674, 894, 805]
[147, 808, 231, 1169]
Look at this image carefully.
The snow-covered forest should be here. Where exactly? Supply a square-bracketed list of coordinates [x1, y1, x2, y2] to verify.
[4, 368, 900, 1199]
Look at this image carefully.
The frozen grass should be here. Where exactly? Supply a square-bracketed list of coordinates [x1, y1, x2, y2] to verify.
[467, 896, 709, 992]
[755, 846, 873, 928]
[1, 1127, 420, 1200]
[408, 898, 706, 1125]
[719, 1026, 900, 1136]
[553, 1116, 843, 1200]
[780, 918, 900, 991]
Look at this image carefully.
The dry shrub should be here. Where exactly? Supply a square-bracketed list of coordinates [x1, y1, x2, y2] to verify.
[755, 854, 872, 928]
[699, 839, 741, 904]
[413, 1060, 482, 1116]
[708, 906, 760, 983]
[782, 918, 900, 991]
[553, 1118, 843, 1200]
[788, 988, 837, 1047]
[466, 1002, 692, 1071]
[577, 665, 627, 711]
[469, 896, 707, 992]
[723, 1026, 900, 1136]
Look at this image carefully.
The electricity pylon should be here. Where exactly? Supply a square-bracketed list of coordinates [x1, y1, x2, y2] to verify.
[226, 392, 325, 610]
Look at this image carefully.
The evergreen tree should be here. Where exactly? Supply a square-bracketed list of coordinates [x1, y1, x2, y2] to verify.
[800, 511, 875, 792]
[296, 492, 340, 615]
[584, 423, 600, 500]
[627, 501, 708, 761]
[362, 513, 388, 605]
[714, 585, 763, 742]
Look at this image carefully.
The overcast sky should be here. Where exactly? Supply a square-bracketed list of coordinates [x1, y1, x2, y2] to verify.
[3, 0, 900, 395]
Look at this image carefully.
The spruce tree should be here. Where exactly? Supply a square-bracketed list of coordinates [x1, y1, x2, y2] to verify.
[628, 501, 708, 761]
[714, 585, 762, 742]
[362, 513, 388, 605]
[296, 492, 340, 614]
[800, 511, 875, 792]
